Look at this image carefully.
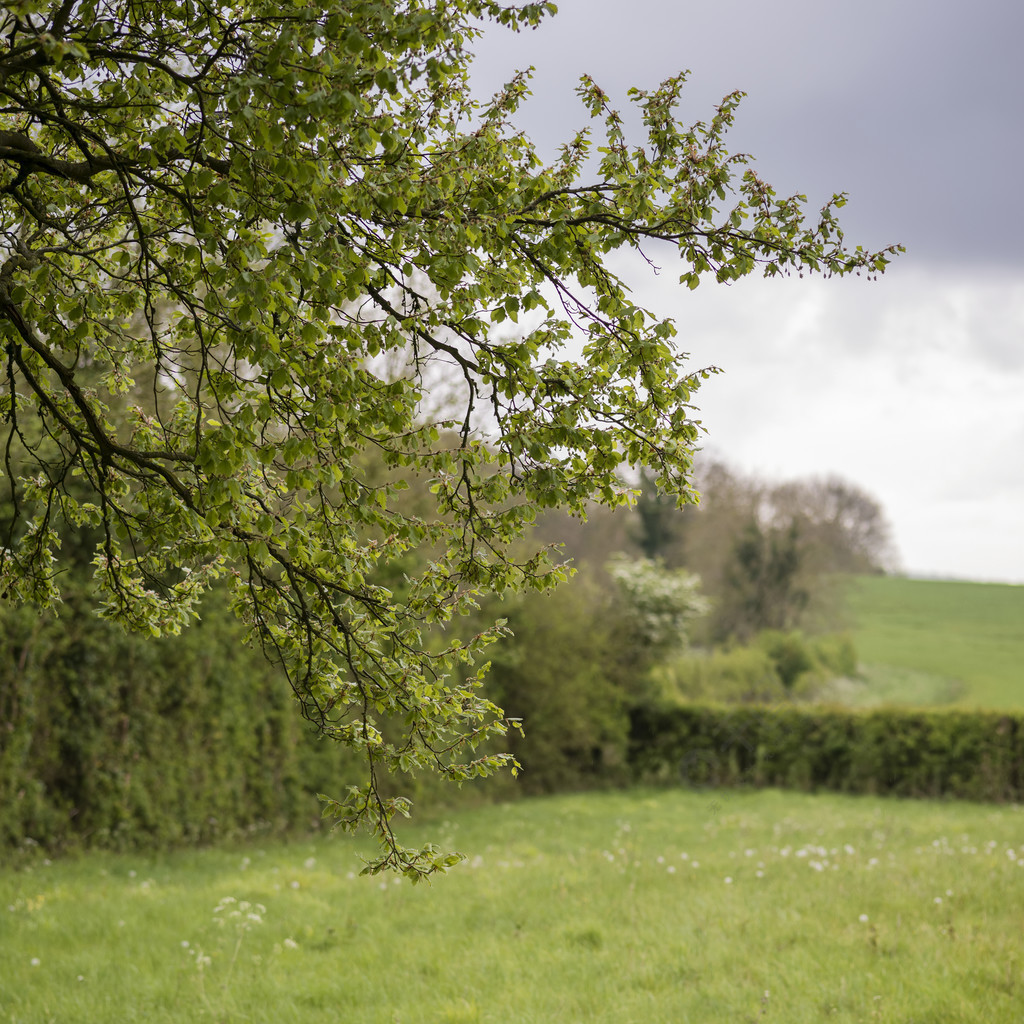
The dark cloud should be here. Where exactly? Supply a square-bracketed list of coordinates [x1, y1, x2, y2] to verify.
[470, 0, 1024, 267]
[469, 2, 1024, 582]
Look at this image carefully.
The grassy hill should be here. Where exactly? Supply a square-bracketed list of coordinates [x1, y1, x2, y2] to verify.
[843, 576, 1024, 709]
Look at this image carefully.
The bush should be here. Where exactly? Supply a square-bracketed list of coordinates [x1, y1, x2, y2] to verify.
[651, 646, 790, 705]
[652, 630, 858, 704]
[0, 585, 360, 853]
[485, 577, 631, 793]
[629, 703, 1024, 801]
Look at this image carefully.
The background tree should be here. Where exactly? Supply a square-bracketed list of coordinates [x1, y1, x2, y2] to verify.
[713, 518, 809, 642]
[769, 475, 896, 576]
[0, 0, 898, 874]
[631, 467, 684, 564]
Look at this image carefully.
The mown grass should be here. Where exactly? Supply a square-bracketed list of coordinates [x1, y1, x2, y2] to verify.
[844, 576, 1024, 709]
[4, 787, 1024, 1023]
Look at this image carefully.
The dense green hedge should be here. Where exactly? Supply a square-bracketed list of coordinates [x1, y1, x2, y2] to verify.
[0, 588, 368, 853]
[629, 703, 1024, 801]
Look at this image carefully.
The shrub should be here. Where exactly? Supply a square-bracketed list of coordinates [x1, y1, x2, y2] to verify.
[628, 703, 1024, 802]
[0, 584, 358, 852]
[485, 577, 630, 793]
[652, 630, 857, 704]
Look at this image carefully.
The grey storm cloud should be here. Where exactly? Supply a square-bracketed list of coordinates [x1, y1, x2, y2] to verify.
[469, 0, 1024, 269]
[467, 1, 1024, 582]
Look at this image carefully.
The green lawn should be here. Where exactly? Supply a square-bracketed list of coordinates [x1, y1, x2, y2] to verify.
[844, 576, 1024, 709]
[4, 787, 1024, 1023]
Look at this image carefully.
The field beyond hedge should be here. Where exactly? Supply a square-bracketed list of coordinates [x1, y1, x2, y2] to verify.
[844, 576, 1024, 709]
[4, 788, 1024, 1023]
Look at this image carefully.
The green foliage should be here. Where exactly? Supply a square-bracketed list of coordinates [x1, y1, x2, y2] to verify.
[605, 555, 708, 661]
[653, 629, 857, 704]
[756, 630, 816, 689]
[714, 519, 809, 641]
[630, 703, 1024, 801]
[0, 0, 897, 872]
[0, 582, 360, 852]
[485, 577, 630, 792]
[483, 558, 709, 790]
[652, 643, 789, 705]
[619, 463, 895, 643]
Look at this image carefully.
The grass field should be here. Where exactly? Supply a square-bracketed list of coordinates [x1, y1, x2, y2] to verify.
[843, 576, 1024, 709]
[4, 787, 1024, 1023]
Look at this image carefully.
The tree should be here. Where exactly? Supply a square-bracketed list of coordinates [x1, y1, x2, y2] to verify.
[626, 460, 896, 641]
[631, 466, 684, 564]
[769, 475, 896, 575]
[0, 0, 899, 876]
[715, 519, 809, 642]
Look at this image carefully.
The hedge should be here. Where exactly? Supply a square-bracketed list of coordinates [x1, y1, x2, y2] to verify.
[0, 588, 372, 853]
[629, 703, 1024, 801]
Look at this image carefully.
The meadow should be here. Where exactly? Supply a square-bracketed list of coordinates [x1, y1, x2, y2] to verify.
[842, 576, 1024, 709]
[4, 787, 1024, 1023]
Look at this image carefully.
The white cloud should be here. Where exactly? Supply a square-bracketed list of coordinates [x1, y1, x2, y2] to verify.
[610, 255, 1024, 583]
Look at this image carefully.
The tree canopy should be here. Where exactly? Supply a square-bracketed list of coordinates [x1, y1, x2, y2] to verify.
[0, 0, 899, 876]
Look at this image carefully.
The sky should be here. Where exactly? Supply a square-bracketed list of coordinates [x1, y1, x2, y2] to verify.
[467, 0, 1024, 584]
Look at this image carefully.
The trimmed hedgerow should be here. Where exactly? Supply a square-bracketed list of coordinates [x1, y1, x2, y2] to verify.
[628, 703, 1024, 801]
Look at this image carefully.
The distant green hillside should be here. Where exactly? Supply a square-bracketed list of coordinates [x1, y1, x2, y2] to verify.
[844, 576, 1024, 710]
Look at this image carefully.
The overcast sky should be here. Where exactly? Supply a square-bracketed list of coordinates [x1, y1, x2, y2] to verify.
[468, 0, 1024, 584]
